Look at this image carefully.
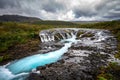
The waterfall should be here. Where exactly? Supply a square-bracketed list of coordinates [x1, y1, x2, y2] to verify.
[0, 29, 77, 80]
[0, 28, 117, 80]
[66, 33, 71, 38]
[39, 29, 77, 43]
[40, 34, 54, 42]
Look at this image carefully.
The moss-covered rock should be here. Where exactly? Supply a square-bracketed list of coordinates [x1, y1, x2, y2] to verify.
[54, 33, 64, 41]
[97, 62, 120, 80]
[81, 33, 94, 38]
[76, 31, 84, 38]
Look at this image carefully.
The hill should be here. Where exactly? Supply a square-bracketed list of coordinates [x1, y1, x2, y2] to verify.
[32, 20, 78, 26]
[71, 20, 106, 24]
[0, 15, 78, 26]
[0, 15, 41, 22]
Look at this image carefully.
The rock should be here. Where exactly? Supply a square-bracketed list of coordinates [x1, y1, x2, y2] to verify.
[37, 66, 46, 70]
[28, 73, 46, 80]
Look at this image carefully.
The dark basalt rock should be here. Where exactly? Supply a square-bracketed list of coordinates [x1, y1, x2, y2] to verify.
[29, 62, 97, 80]
[28, 73, 46, 80]
[28, 28, 118, 80]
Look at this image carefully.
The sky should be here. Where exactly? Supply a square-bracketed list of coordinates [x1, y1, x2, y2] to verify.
[0, 0, 120, 21]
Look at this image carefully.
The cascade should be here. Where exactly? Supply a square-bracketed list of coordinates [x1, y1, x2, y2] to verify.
[0, 28, 118, 80]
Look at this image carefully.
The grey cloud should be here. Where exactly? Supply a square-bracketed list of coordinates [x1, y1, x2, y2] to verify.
[0, 0, 20, 8]
[96, 0, 120, 13]
[41, 1, 65, 13]
[114, 5, 120, 11]
[115, 8, 120, 11]
[0, 0, 120, 21]
[73, 8, 97, 18]
[103, 14, 120, 19]
[103, 10, 120, 20]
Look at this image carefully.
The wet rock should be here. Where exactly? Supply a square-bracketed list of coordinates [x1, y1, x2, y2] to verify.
[28, 73, 46, 80]
[29, 62, 96, 80]
[0, 39, 40, 65]
[76, 31, 84, 38]
[37, 66, 46, 70]
[29, 28, 118, 80]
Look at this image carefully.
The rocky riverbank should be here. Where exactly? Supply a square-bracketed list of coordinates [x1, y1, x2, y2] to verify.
[0, 39, 40, 65]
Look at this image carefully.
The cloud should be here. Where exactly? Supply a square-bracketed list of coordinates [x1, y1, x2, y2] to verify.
[0, 0, 120, 21]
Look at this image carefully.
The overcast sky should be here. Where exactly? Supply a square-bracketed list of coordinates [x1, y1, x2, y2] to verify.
[0, 0, 120, 21]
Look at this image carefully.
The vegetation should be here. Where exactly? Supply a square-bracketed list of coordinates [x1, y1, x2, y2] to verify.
[0, 22, 39, 52]
[32, 20, 78, 26]
[97, 62, 120, 80]
[0, 54, 11, 62]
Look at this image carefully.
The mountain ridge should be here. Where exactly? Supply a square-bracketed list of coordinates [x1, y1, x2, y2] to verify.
[0, 15, 42, 22]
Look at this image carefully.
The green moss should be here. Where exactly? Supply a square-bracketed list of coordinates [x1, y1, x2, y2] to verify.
[115, 52, 120, 59]
[98, 77, 107, 80]
[0, 56, 4, 62]
[54, 33, 63, 40]
[81, 33, 94, 38]
[76, 31, 84, 37]
[98, 62, 120, 80]
[0, 54, 12, 62]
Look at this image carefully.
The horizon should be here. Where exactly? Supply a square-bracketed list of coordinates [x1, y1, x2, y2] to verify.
[0, 0, 120, 21]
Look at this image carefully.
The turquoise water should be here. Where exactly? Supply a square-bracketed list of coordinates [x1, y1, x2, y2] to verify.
[7, 42, 72, 74]
[0, 35, 76, 80]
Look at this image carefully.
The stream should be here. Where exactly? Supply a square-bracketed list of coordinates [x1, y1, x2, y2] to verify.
[0, 28, 119, 80]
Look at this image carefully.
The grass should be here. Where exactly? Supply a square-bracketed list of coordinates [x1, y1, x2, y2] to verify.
[0, 54, 12, 62]
[97, 62, 120, 80]
[31, 20, 78, 26]
[0, 22, 37, 52]
[98, 77, 107, 80]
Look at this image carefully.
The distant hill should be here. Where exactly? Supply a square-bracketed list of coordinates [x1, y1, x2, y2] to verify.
[0, 15, 42, 22]
[0, 15, 78, 25]
[71, 19, 120, 24]
[32, 20, 78, 26]
[71, 21, 104, 24]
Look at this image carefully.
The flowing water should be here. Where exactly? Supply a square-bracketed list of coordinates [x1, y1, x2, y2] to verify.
[0, 28, 119, 80]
